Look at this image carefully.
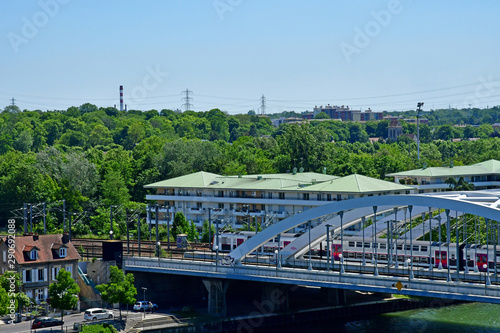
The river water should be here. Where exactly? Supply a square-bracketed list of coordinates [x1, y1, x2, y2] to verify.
[256, 302, 500, 333]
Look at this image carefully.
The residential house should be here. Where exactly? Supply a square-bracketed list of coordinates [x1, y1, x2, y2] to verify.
[0, 233, 81, 304]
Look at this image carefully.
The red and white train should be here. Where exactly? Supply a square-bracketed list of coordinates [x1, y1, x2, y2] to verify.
[213, 232, 500, 272]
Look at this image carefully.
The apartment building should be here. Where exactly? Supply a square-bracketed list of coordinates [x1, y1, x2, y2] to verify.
[0, 233, 81, 304]
[145, 170, 412, 231]
[386, 159, 500, 193]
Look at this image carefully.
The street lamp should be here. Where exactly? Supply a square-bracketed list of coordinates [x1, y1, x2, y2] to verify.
[215, 245, 219, 272]
[417, 102, 424, 161]
[157, 242, 161, 259]
[407, 258, 412, 281]
[308, 220, 312, 271]
[339, 253, 345, 274]
[109, 230, 113, 240]
[141, 287, 147, 301]
[484, 264, 491, 286]
[274, 249, 279, 276]
[325, 224, 331, 271]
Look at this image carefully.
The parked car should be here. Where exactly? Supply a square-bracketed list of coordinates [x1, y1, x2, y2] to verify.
[83, 308, 114, 321]
[133, 301, 158, 312]
[32, 316, 64, 329]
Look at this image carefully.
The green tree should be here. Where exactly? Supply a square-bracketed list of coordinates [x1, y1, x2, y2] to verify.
[187, 221, 199, 242]
[48, 268, 80, 323]
[96, 266, 137, 320]
[172, 212, 189, 240]
[314, 111, 330, 119]
[201, 220, 216, 243]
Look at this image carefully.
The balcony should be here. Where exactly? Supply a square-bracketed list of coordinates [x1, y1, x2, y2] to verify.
[188, 208, 205, 214]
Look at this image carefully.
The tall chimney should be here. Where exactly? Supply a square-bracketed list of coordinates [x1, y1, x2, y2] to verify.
[120, 85, 124, 111]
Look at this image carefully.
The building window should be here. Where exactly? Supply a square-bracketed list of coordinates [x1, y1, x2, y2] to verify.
[197, 202, 202, 209]
[2, 250, 5, 263]
[35, 289, 44, 301]
[317, 194, 321, 201]
[66, 265, 73, 278]
[336, 194, 342, 201]
[59, 247, 67, 258]
[25, 270, 32, 282]
[218, 203, 224, 209]
[303, 193, 309, 201]
[38, 269, 45, 281]
[279, 192, 285, 200]
[52, 267, 61, 280]
[327, 194, 332, 201]
[30, 250, 38, 260]
[268, 193, 273, 199]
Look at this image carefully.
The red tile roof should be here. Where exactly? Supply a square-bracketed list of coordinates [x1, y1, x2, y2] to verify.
[4, 234, 81, 265]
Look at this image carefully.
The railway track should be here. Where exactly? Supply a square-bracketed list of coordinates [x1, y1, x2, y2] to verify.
[72, 237, 210, 260]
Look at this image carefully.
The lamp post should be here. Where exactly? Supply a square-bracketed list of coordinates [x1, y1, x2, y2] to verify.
[325, 224, 331, 271]
[109, 230, 113, 241]
[484, 263, 491, 286]
[215, 245, 219, 272]
[277, 234, 282, 269]
[141, 287, 147, 319]
[274, 249, 279, 276]
[308, 220, 312, 271]
[417, 102, 424, 161]
[157, 242, 161, 259]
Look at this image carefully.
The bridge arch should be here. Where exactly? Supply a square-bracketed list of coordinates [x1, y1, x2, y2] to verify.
[228, 193, 500, 264]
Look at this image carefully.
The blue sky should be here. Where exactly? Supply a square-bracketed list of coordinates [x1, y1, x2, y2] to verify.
[1, 1, 500, 114]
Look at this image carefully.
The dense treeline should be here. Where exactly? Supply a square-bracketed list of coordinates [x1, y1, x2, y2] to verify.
[2, 104, 500, 237]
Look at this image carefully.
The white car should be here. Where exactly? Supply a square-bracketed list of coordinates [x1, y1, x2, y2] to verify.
[84, 308, 114, 321]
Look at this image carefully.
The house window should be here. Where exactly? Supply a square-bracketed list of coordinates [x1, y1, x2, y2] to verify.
[327, 194, 332, 201]
[25, 270, 32, 282]
[38, 269, 45, 282]
[317, 194, 321, 201]
[279, 192, 285, 200]
[303, 193, 309, 201]
[30, 250, 38, 260]
[66, 265, 73, 278]
[59, 247, 67, 258]
[218, 203, 224, 209]
[35, 289, 45, 301]
[268, 193, 272, 199]
[197, 202, 202, 209]
[336, 194, 342, 201]
[52, 267, 61, 280]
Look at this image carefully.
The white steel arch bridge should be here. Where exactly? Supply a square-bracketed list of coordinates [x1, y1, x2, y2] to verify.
[227, 191, 500, 265]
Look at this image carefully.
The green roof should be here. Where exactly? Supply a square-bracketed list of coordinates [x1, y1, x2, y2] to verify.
[144, 171, 410, 194]
[144, 171, 221, 188]
[304, 174, 413, 193]
[386, 159, 500, 178]
[229, 172, 339, 183]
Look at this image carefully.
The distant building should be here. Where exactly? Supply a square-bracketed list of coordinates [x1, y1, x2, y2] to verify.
[144, 171, 412, 233]
[311, 105, 383, 121]
[387, 119, 403, 141]
[386, 159, 500, 193]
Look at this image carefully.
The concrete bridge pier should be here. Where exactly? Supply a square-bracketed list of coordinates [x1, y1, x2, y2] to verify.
[321, 287, 347, 305]
[203, 279, 229, 317]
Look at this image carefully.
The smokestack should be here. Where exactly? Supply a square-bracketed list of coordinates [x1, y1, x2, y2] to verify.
[120, 85, 124, 111]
